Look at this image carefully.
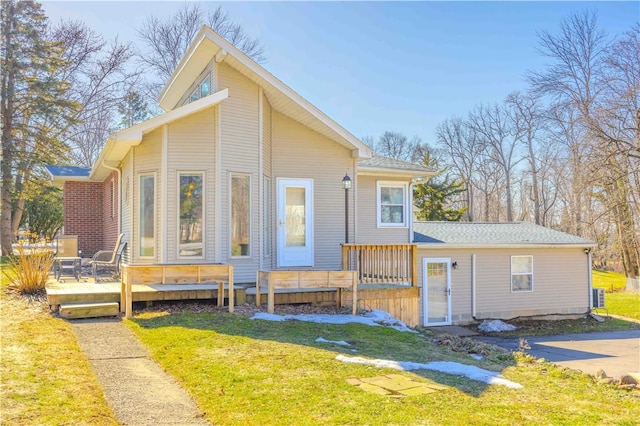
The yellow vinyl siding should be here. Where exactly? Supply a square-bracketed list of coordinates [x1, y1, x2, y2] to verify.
[272, 111, 355, 270]
[356, 175, 411, 244]
[217, 62, 261, 282]
[132, 127, 162, 263]
[262, 94, 273, 266]
[121, 150, 133, 264]
[166, 107, 217, 262]
[417, 247, 590, 325]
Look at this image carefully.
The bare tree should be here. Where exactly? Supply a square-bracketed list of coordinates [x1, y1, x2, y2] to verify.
[436, 118, 482, 221]
[530, 11, 639, 277]
[373, 131, 426, 163]
[136, 3, 265, 99]
[468, 103, 524, 221]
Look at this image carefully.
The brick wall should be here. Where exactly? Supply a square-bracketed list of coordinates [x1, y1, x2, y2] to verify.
[102, 171, 120, 251]
[63, 181, 103, 257]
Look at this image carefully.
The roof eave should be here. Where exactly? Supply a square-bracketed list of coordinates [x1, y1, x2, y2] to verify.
[415, 242, 597, 249]
[90, 88, 229, 181]
[358, 166, 436, 178]
[159, 26, 372, 159]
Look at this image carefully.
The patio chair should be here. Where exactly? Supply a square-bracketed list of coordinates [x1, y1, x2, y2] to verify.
[88, 234, 126, 282]
[54, 235, 82, 281]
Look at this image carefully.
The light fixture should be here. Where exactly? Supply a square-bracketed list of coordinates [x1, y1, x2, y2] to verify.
[452, 261, 458, 269]
[584, 248, 591, 254]
[342, 173, 351, 243]
[342, 173, 352, 190]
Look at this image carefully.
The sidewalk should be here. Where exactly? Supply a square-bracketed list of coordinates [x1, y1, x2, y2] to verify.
[70, 318, 209, 425]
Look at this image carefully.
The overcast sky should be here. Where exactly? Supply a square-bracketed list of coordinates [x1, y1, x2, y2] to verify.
[41, 1, 639, 144]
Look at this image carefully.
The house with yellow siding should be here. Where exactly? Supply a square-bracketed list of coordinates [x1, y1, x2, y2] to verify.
[47, 26, 595, 326]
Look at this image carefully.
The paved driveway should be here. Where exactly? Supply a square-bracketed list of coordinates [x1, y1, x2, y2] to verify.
[477, 330, 640, 379]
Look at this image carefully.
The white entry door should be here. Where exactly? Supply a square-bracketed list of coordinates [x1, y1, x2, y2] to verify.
[277, 179, 314, 267]
[423, 258, 452, 326]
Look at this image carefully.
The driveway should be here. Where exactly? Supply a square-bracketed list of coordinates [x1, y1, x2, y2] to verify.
[476, 329, 640, 379]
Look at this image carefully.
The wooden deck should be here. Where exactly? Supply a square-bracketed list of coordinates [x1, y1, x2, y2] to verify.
[46, 280, 239, 311]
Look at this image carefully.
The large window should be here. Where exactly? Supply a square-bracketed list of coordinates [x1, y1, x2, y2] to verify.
[511, 255, 533, 292]
[178, 173, 204, 258]
[231, 174, 251, 257]
[377, 181, 408, 228]
[139, 174, 155, 258]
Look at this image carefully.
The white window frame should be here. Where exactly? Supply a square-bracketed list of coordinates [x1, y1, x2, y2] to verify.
[263, 176, 271, 257]
[177, 171, 205, 259]
[376, 181, 409, 228]
[229, 172, 252, 258]
[138, 172, 156, 259]
[181, 68, 213, 106]
[511, 255, 534, 292]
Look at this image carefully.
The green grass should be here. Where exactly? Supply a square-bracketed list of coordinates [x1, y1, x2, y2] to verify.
[591, 269, 639, 320]
[605, 293, 640, 320]
[1, 274, 117, 425]
[592, 269, 627, 292]
[128, 312, 640, 425]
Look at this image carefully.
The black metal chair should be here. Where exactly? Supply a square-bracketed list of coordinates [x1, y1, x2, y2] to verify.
[88, 234, 126, 282]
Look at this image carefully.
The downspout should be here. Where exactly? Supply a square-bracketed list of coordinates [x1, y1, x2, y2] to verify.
[471, 253, 477, 319]
[102, 161, 122, 234]
[586, 248, 593, 311]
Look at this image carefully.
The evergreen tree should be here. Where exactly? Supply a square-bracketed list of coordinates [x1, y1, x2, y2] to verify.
[413, 152, 467, 221]
[118, 90, 149, 128]
[1, 0, 78, 255]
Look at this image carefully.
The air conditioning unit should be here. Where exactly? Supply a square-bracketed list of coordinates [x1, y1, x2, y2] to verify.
[592, 288, 605, 308]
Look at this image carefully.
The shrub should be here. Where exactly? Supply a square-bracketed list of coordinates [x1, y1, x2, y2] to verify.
[5, 245, 54, 294]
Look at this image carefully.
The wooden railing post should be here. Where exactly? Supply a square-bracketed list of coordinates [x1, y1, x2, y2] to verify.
[411, 244, 418, 287]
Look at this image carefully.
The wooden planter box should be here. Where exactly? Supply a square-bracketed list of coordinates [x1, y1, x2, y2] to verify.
[256, 270, 358, 315]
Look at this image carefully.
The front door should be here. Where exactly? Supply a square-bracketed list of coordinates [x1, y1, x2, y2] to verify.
[423, 258, 452, 326]
[277, 179, 314, 267]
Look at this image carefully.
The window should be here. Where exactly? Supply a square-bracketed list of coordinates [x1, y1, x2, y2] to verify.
[231, 174, 250, 257]
[511, 255, 533, 292]
[186, 72, 212, 105]
[139, 174, 155, 258]
[263, 176, 271, 257]
[178, 173, 204, 258]
[377, 181, 408, 228]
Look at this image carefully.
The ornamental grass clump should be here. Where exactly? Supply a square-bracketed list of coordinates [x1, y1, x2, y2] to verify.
[5, 244, 54, 294]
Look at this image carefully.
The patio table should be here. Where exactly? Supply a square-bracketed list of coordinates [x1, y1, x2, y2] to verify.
[54, 257, 82, 281]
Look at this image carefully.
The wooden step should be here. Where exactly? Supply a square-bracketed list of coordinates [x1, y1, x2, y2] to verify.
[59, 302, 120, 319]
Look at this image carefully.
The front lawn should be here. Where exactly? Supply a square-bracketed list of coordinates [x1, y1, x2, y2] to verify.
[592, 269, 627, 292]
[128, 311, 640, 425]
[592, 269, 639, 320]
[1, 266, 117, 425]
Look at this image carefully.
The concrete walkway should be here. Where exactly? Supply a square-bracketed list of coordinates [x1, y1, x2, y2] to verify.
[70, 318, 209, 425]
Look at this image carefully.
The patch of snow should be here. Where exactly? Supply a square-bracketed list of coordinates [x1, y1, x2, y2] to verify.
[316, 337, 350, 346]
[251, 309, 416, 333]
[478, 320, 517, 333]
[336, 355, 522, 389]
[470, 354, 484, 360]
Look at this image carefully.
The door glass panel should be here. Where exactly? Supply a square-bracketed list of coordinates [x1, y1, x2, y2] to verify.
[427, 262, 448, 323]
[285, 187, 306, 247]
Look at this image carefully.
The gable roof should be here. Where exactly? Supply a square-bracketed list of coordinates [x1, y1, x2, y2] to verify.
[358, 156, 436, 178]
[159, 25, 372, 159]
[45, 165, 91, 185]
[413, 222, 595, 248]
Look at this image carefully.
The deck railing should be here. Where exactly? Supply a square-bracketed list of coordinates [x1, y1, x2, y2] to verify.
[341, 244, 417, 287]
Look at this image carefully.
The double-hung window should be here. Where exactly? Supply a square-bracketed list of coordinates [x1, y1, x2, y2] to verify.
[377, 181, 409, 228]
[511, 255, 533, 292]
[178, 173, 204, 258]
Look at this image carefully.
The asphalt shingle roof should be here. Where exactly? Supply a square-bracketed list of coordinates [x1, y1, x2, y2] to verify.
[45, 165, 91, 178]
[413, 222, 594, 246]
[358, 156, 435, 173]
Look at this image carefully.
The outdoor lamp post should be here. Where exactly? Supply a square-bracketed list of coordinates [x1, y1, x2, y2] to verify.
[342, 173, 351, 244]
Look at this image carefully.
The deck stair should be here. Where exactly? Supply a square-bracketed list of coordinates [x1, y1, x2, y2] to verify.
[59, 302, 120, 319]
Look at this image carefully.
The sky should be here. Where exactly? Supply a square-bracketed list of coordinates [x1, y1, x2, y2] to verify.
[41, 1, 639, 145]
